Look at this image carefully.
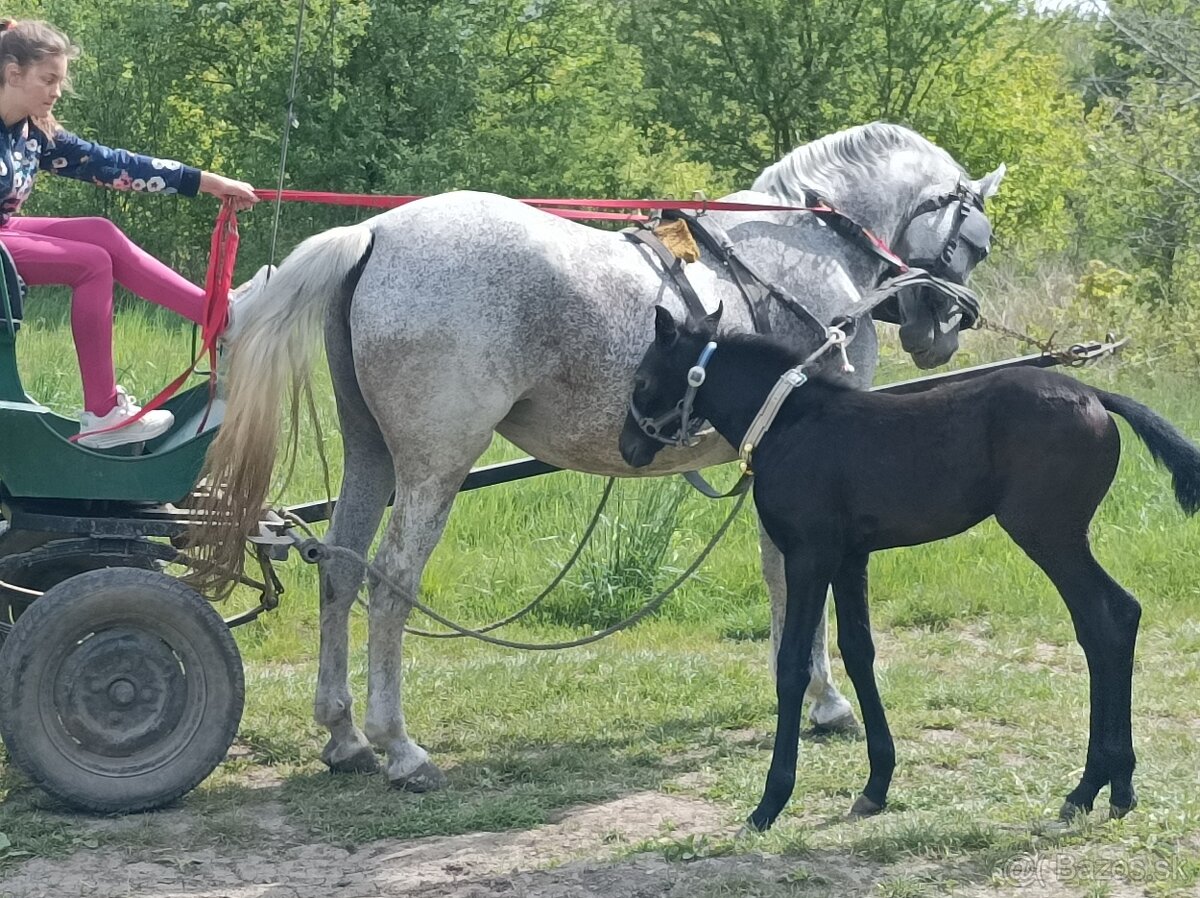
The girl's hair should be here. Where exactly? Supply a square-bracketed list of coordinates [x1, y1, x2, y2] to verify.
[0, 19, 80, 135]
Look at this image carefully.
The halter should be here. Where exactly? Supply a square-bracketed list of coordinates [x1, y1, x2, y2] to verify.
[628, 341, 718, 448]
[627, 321, 856, 502]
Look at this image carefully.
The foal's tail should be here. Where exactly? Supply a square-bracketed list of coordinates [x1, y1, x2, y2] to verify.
[187, 223, 375, 591]
[1096, 389, 1200, 515]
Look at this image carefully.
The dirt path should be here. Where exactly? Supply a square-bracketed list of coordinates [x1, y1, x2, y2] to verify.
[1, 792, 853, 898]
[0, 787, 1124, 898]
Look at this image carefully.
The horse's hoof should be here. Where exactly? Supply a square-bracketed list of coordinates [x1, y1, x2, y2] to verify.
[738, 813, 770, 836]
[735, 821, 765, 839]
[324, 744, 381, 775]
[391, 760, 448, 793]
[1110, 798, 1138, 820]
[1058, 800, 1091, 822]
[806, 710, 864, 740]
[849, 794, 885, 818]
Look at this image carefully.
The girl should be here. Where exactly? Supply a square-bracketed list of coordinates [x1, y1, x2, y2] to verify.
[0, 18, 260, 448]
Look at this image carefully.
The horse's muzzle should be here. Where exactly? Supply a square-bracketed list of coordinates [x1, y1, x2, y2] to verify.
[619, 412, 662, 468]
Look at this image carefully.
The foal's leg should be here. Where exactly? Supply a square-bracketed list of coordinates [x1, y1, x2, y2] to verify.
[760, 523, 858, 734]
[1002, 528, 1141, 819]
[747, 548, 838, 831]
[831, 553, 896, 817]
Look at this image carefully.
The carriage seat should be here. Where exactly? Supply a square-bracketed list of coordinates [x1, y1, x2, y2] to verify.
[0, 241, 26, 330]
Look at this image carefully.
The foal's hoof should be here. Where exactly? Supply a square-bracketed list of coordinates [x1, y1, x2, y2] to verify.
[737, 814, 771, 837]
[390, 760, 448, 793]
[735, 821, 765, 839]
[1110, 797, 1138, 820]
[849, 794, 885, 818]
[323, 744, 381, 775]
[805, 711, 864, 741]
[1058, 800, 1092, 823]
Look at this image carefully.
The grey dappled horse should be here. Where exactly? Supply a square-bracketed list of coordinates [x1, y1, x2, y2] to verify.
[194, 122, 1004, 790]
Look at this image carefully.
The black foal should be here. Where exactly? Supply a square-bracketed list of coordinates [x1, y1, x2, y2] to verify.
[620, 306, 1200, 832]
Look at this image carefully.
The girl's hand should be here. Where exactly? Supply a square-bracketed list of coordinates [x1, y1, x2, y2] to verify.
[199, 171, 259, 210]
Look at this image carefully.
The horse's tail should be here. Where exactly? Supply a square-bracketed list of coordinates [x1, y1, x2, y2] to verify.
[1095, 388, 1200, 515]
[187, 223, 375, 592]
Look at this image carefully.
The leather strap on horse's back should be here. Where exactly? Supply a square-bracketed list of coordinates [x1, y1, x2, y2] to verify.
[661, 209, 832, 336]
[624, 227, 710, 324]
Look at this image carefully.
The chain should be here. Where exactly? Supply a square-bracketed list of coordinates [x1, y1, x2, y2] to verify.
[974, 316, 1125, 367]
[975, 315, 1058, 354]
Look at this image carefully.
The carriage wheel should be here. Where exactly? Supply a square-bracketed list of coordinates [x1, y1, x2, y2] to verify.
[0, 567, 244, 813]
[0, 533, 161, 626]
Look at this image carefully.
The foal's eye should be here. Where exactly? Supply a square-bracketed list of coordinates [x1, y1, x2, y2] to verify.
[634, 376, 649, 394]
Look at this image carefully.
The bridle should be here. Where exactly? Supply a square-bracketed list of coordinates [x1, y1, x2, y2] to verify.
[904, 182, 992, 287]
[627, 340, 718, 449]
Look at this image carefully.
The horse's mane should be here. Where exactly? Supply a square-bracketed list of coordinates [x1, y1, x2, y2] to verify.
[751, 122, 963, 203]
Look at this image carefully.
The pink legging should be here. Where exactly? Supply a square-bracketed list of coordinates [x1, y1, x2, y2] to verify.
[0, 216, 205, 414]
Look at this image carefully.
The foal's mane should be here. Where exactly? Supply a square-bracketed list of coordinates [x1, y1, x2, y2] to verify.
[704, 330, 853, 393]
[751, 122, 963, 204]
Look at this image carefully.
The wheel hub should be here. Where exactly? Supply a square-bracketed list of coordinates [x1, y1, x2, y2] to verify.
[54, 627, 188, 758]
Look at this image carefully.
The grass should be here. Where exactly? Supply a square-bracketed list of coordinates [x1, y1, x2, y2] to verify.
[1, 288, 1199, 895]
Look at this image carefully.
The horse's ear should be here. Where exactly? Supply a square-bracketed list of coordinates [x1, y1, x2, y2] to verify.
[654, 305, 678, 346]
[703, 302, 723, 333]
[971, 163, 1006, 201]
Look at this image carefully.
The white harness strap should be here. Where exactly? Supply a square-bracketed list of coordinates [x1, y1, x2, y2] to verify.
[738, 324, 852, 475]
[738, 367, 808, 473]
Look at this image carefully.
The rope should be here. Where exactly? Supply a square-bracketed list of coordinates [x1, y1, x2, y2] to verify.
[269, 0, 308, 268]
[405, 477, 616, 638]
[252, 189, 838, 216]
[976, 316, 1059, 354]
[0, 577, 40, 597]
[293, 488, 748, 651]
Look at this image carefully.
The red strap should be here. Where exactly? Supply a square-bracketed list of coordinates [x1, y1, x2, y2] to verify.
[253, 188, 836, 218]
[69, 201, 241, 444]
[68, 188, 904, 446]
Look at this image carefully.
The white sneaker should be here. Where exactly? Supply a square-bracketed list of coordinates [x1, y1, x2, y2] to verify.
[78, 387, 174, 449]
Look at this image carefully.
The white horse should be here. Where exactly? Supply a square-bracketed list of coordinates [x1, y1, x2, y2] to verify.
[193, 122, 1004, 790]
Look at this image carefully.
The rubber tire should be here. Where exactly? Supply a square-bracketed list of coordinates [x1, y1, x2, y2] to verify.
[0, 533, 160, 625]
[0, 567, 244, 813]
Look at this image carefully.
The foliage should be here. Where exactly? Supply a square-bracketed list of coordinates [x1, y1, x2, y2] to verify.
[621, 0, 1022, 181]
[0, 0, 1196, 363]
[1072, 1, 1200, 317]
[910, 26, 1089, 250]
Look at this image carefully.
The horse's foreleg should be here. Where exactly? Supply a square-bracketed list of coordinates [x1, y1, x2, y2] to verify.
[759, 522, 858, 734]
[831, 553, 894, 817]
[747, 547, 838, 832]
[316, 440, 395, 774]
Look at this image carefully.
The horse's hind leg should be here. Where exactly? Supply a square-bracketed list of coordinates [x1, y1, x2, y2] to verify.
[760, 523, 858, 735]
[316, 433, 395, 774]
[316, 325, 396, 774]
[999, 523, 1141, 820]
[363, 445, 492, 790]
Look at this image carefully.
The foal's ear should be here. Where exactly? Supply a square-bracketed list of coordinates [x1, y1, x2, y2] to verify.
[702, 302, 724, 334]
[654, 305, 679, 346]
[971, 163, 1006, 201]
